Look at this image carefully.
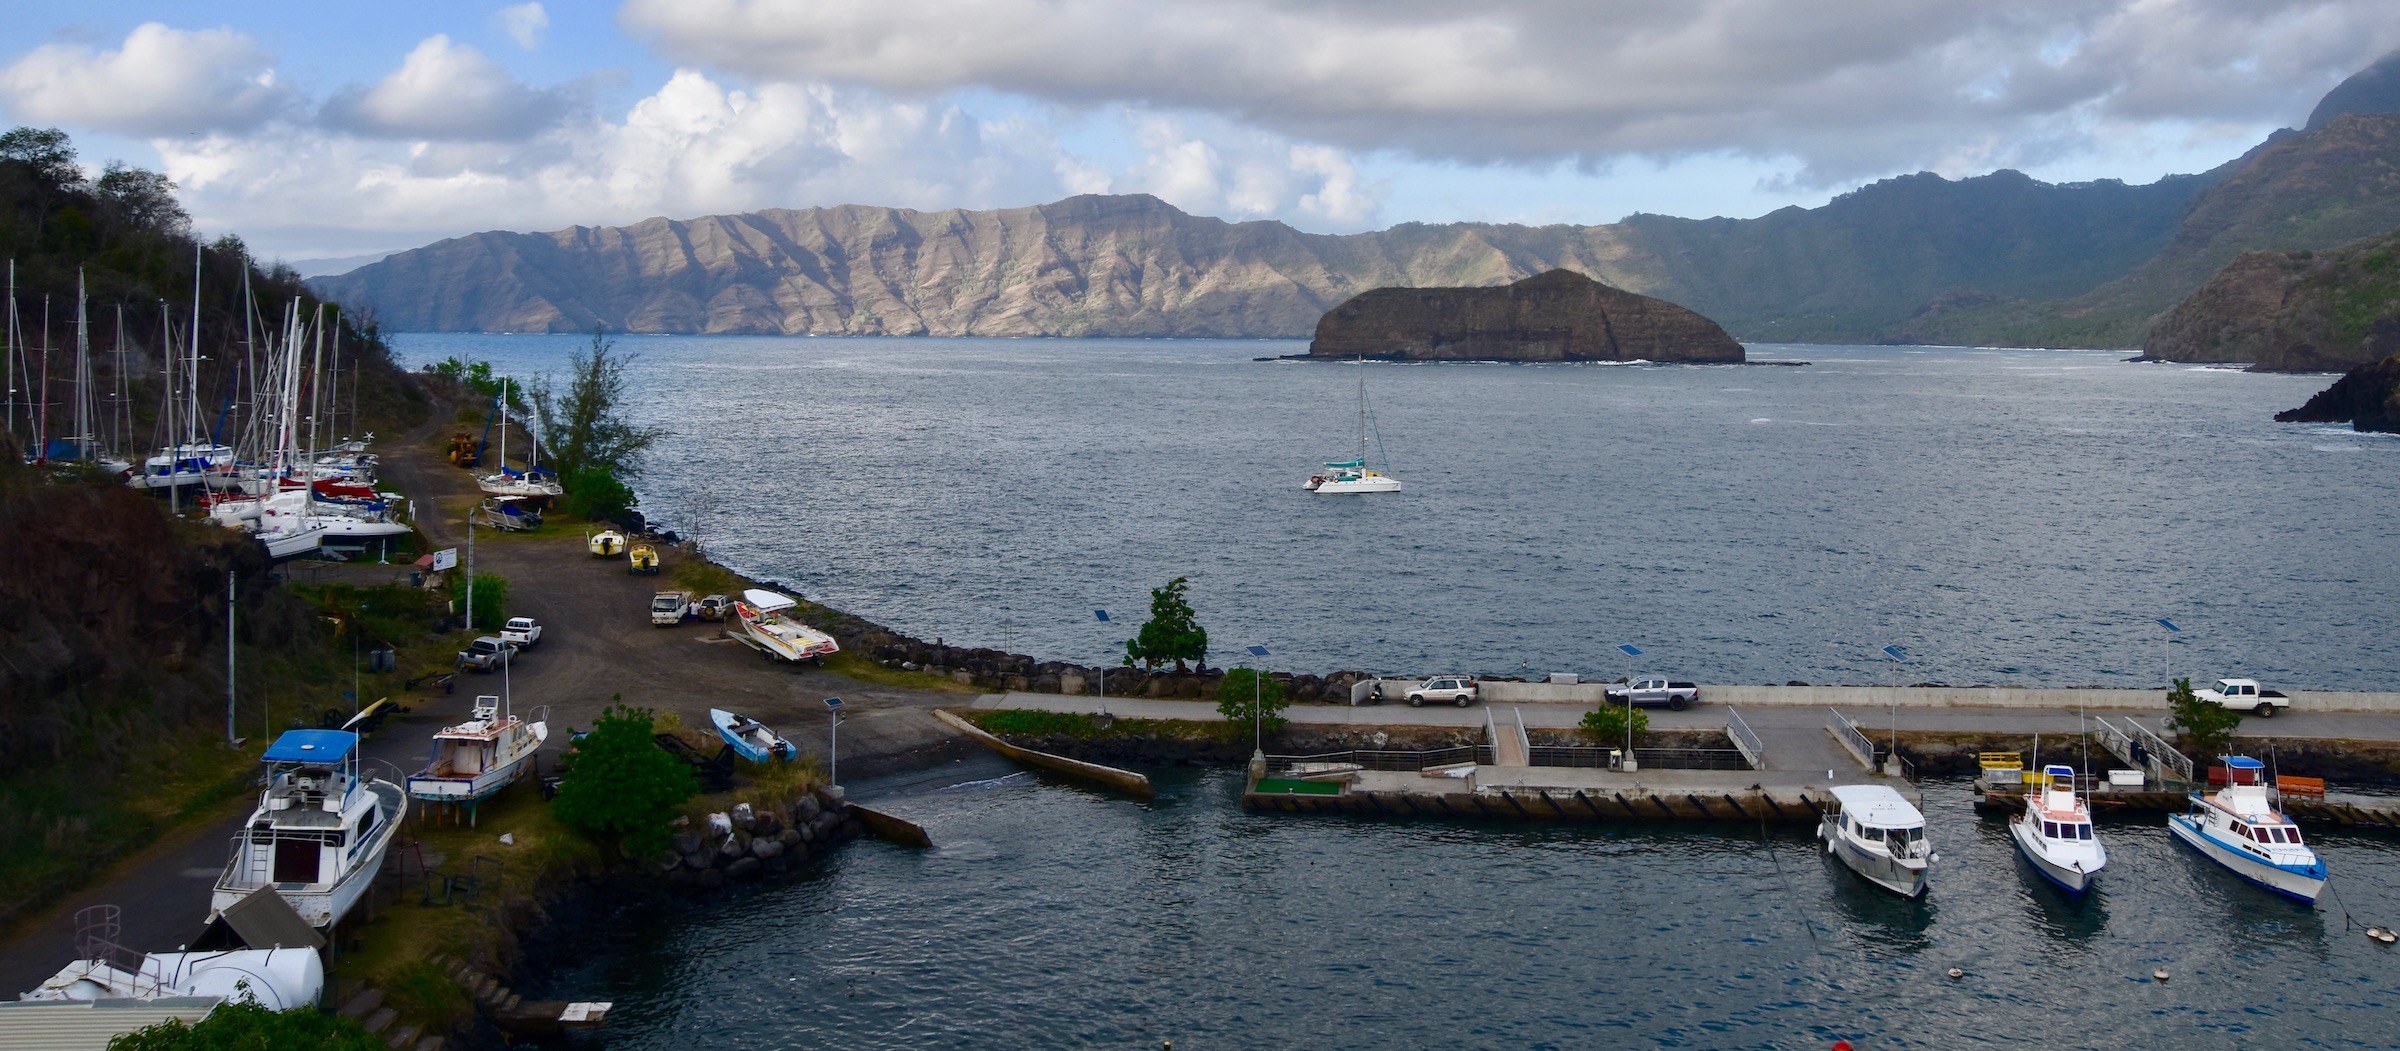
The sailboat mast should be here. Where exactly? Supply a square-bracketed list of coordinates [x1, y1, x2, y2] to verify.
[1356, 368, 1367, 464]
[74, 270, 90, 461]
[5, 259, 15, 441]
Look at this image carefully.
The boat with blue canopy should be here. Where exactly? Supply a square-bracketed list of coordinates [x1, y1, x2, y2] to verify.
[2167, 755, 2325, 903]
[208, 729, 406, 929]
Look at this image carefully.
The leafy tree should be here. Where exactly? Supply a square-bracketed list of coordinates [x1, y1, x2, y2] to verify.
[562, 467, 635, 521]
[449, 573, 508, 632]
[1579, 703, 1649, 747]
[95, 161, 188, 234]
[1216, 667, 1290, 737]
[2165, 677, 2243, 758]
[532, 328, 666, 483]
[552, 703, 698, 857]
[0, 126, 82, 189]
[108, 997, 382, 1050]
[1125, 576, 1207, 671]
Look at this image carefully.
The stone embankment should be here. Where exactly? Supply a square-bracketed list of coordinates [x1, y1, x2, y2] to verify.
[658, 785, 864, 892]
[855, 630, 1380, 701]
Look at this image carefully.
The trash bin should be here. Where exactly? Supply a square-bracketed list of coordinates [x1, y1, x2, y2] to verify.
[410, 571, 423, 588]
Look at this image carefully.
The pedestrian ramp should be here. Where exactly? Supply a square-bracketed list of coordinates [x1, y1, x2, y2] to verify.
[1486, 708, 1531, 768]
[1737, 710, 1871, 775]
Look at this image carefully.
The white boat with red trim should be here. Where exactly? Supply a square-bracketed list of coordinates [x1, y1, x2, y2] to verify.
[2009, 764, 2107, 894]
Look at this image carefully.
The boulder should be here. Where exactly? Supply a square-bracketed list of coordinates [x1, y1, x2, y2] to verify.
[726, 856, 764, 881]
[752, 836, 784, 859]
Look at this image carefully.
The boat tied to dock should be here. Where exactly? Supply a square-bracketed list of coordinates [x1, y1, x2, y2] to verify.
[2167, 755, 2326, 903]
[1818, 784, 1936, 897]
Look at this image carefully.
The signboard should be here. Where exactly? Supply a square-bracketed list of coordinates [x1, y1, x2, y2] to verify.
[430, 547, 459, 572]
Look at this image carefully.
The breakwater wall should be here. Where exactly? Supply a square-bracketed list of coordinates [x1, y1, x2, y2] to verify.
[658, 785, 866, 891]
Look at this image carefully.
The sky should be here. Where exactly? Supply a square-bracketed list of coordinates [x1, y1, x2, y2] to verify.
[4, 1, 2398, 269]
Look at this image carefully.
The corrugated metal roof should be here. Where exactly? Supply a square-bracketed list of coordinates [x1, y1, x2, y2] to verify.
[0, 997, 220, 1051]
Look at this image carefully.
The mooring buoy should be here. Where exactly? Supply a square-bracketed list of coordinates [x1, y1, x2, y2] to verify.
[2152, 968, 2170, 982]
[1946, 967, 1963, 980]
[2367, 925, 2397, 945]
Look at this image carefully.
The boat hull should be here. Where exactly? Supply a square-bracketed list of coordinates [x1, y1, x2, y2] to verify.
[2167, 812, 2325, 903]
[1820, 817, 1929, 897]
[2008, 816, 2101, 895]
[209, 780, 407, 929]
[1311, 476, 1401, 494]
[407, 752, 537, 804]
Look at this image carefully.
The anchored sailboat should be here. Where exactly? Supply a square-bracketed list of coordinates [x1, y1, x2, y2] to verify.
[1305, 363, 1401, 494]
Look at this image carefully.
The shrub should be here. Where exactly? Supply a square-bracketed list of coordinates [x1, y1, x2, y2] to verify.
[552, 703, 698, 857]
[448, 573, 508, 633]
[562, 467, 635, 521]
[1580, 703, 1649, 746]
[1216, 667, 1289, 739]
[2164, 677, 2242, 757]
[109, 998, 382, 1050]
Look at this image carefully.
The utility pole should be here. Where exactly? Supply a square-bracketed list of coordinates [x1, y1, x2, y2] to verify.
[225, 570, 237, 744]
[465, 507, 476, 633]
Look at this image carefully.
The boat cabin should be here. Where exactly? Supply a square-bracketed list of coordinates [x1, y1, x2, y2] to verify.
[245, 730, 378, 887]
[1825, 785, 1930, 858]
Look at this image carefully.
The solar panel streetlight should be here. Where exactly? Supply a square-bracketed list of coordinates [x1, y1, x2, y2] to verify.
[1247, 645, 1271, 757]
[1883, 645, 1909, 775]
[2157, 618, 2181, 691]
[1617, 645, 1643, 770]
[824, 696, 844, 786]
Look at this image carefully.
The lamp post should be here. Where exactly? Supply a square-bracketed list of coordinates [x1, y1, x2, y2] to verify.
[1093, 609, 1111, 705]
[824, 696, 844, 786]
[1883, 644, 1909, 776]
[2156, 618, 2181, 690]
[1617, 644, 1642, 771]
[1246, 644, 1271, 758]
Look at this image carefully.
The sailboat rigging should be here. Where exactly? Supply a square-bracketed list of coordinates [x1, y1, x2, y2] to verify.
[1304, 360, 1401, 494]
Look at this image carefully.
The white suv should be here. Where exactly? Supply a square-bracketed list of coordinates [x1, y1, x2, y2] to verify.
[1407, 676, 1479, 708]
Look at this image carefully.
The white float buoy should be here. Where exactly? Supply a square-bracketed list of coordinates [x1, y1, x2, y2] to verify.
[1946, 967, 1963, 980]
[2367, 926, 2397, 945]
[2152, 968, 2171, 982]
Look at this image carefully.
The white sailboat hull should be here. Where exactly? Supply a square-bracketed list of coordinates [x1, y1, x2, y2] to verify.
[1312, 474, 1401, 494]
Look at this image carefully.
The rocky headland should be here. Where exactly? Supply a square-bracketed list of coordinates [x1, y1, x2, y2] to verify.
[2144, 224, 2400, 371]
[2275, 354, 2400, 431]
[1303, 270, 1745, 363]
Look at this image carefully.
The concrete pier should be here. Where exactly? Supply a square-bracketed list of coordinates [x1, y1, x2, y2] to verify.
[1247, 765, 1882, 824]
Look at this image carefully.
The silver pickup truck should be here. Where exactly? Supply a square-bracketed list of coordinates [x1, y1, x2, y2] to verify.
[456, 635, 519, 672]
[1604, 678, 1700, 711]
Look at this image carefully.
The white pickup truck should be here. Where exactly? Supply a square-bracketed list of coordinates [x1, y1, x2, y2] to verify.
[651, 591, 692, 627]
[1605, 678, 1701, 711]
[2193, 678, 2291, 717]
[500, 616, 543, 649]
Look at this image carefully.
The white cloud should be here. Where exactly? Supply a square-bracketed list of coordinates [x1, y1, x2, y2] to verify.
[0, 22, 296, 135]
[620, 0, 2400, 186]
[320, 35, 568, 141]
[496, 3, 549, 51]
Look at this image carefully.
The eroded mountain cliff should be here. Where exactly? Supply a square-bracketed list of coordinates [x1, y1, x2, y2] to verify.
[1306, 270, 1743, 363]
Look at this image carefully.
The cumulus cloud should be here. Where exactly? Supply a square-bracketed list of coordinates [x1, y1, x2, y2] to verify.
[497, 3, 550, 50]
[620, 0, 2400, 185]
[0, 22, 296, 134]
[320, 35, 569, 141]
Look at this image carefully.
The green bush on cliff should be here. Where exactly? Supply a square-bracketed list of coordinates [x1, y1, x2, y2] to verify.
[108, 998, 382, 1051]
[2165, 677, 2243, 757]
[1216, 668, 1289, 738]
[563, 467, 635, 521]
[553, 703, 698, 858]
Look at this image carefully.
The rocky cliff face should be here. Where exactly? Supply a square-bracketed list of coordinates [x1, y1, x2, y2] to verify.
[2275, 355, 2400, 431]
[2144, 225, 2400, 371]
[1305, 270, 1744, 363]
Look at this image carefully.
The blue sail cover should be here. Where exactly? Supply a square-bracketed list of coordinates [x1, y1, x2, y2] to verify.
[1323, 459, 1365, 469]
[264, 729, 360, 763]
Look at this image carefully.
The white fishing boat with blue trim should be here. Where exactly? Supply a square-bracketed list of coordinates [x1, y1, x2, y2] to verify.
[2167, 755, 2326, 903]
[1818, 784, 1936, 897]
[2009, 764, 2107, 894]
[208, 729, 406, 929]
[711, 708, 797, 764]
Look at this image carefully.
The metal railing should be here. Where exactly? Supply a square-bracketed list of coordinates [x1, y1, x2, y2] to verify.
[1528, 746, 1752, 771]
[1725, 707, 1765, 770]
[2093, 715, 2193, 785]
[1828, 708, 1876, 771]
[1263, 747, 1484, 775]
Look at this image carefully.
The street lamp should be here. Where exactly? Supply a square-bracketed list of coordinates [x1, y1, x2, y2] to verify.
[2157, 618, 2181, 690]
[1883, 645, 1909, 775]
[1617, 644, 1642, 771]
[1093, 609, 1111, 705]
[1246, 644, 1271, 757]
[824, 696, 844, 785]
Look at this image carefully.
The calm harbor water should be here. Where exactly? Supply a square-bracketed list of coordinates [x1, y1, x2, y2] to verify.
[395, 335, 2400, 691]
[517, 761, 2400, 1050]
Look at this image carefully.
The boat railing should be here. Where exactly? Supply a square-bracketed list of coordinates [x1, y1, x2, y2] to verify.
[1725, 707, 1766, 770]
[71, 905, 155, 982]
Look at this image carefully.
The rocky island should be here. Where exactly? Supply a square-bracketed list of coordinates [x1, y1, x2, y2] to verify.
[1303, 270, 1745, 363]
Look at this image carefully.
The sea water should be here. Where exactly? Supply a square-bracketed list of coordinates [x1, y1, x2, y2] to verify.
[395, 336, 2399, 691]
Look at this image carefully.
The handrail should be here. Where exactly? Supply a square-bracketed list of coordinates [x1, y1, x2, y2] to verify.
[2093, 715, 2193, 786]
[1725, 707, 1765, 771]
[1828, 708, 1875, 771]
[1513, 709, 1532, 764]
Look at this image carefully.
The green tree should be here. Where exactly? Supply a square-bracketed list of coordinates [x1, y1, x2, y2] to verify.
[562, 467, 635, 521]
[94, 161, 187, 234]
[1125, 576, 1207, 671]
[450, 573, 508, 633]
[532, 328, 666, 483]
[552, 703, 698, 857]
[1216, 667, 1290, 737]
[1579, 703, 1649, 747]
[109, 997, 383, 1050]
[2165, 677, 2243, 758]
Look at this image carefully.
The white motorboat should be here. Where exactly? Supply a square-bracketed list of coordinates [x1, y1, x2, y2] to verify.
[130, 442, 235, 490]
[22, 945, 322, 1009]
[405, 696, 548, 821]
[710, 708, 797, 764]
[2009, 763, 2108, 894]
[208, 729, 406, 930]
[1306, 364, 1401, 494]
[478, 468, 564, 498]
[2167, 755, 2326, 903]
[1818, 784, 1937, 897]
[729, 588, 840, 665]
[588, 529, 626, 557]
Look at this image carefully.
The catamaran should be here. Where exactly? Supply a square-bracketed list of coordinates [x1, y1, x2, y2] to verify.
[1306, 363, 1401, 494]
[2168, 755, 2326, 903]
[2009, 763, 2108, 894]
[208, 729, 406, 930]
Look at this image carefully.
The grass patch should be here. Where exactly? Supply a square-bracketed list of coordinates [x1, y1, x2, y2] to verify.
[671, 558, 745, 599]
[961, 709, 1216, 740]
[0, 734, 259, 936]
[820, 648, 980, 692]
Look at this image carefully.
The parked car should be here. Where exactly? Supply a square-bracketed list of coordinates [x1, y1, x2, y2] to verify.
[2193, 677, 2291, 717]
[1604, 678, 1700, 711]
[456, 635, 519, 672]
[696, 594, 732, 622]
[500, 616, 544, 648]
[651, 591, 693, 626]
[1407, 676, 1479, 707]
